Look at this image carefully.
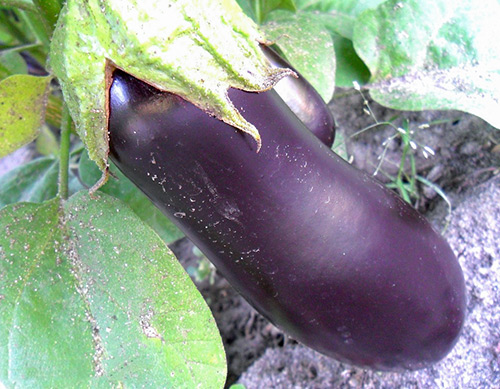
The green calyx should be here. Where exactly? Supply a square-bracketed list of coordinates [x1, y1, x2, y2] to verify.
[49, 0, 293, 187]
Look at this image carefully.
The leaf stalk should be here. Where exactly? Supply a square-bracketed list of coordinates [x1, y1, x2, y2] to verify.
[58, 104, 71, 200]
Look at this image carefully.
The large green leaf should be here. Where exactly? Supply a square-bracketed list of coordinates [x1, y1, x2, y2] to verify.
[262, 10, 336, 102]
[295, 0, 387, 38]
[0, 191, 226, 387]
[0, 198, 93, 387]
[0, 74, 51, 157]
[0, 157, 59, 209]
[281, 1, 380, 87]
[354, 0, 500, 129]
[32, 0, 64, 34]
[79, 151, 183, 245]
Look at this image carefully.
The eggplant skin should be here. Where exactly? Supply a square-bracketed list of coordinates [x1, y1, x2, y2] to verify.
[261, 45, 335, 147]
[108, 70, 466, 371]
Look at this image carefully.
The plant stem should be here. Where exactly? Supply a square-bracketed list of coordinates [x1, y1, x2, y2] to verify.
[0, 42, 42, 54]
[253, 0, 262, 24]
[58, 104, 72, 200]
[397, 143, 411, 203]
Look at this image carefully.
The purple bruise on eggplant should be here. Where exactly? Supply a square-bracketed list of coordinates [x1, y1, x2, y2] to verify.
[107, 70, 466, 370]
[261, 45, 335, 147]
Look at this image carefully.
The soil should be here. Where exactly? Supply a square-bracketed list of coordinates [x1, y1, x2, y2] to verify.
[167, 89, 500, 387]
[330, 90, 500, 211]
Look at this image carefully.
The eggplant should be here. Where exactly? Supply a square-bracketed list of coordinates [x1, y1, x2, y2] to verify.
[261, 45, 335, 147]
[107, 70, 466, 370]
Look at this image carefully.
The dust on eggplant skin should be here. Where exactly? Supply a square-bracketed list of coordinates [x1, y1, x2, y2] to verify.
[151, 153, 245, 227]
[192, 162, 244, 226]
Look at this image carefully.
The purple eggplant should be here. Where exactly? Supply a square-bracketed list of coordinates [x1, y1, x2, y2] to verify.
[107, 70, 466, 370]
[261, 45, 335, 147]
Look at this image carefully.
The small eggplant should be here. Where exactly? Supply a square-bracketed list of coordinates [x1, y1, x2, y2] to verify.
[261, 45, 335, 147]
[108, 70, 466, 370]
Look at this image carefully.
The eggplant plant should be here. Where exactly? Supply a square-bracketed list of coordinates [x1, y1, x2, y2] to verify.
[3, 0, 492, 386]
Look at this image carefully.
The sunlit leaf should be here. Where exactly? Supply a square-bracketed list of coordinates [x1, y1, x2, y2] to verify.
[354, 0, 500, 129]
[0, 74, 51, 157]
[295, 0, 387, 38]
[0, 191, 226, 387]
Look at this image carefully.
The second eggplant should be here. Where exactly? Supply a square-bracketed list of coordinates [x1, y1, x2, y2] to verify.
[261, 45, 335, 147]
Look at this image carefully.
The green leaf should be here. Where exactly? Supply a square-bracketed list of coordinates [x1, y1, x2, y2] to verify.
[0, 74, 51, 157]
[0, 157, 59, 209]
[331, 130, 350, 162]
[235, 0, 257, 21]
[32, 0, 63, 35]
[286, 0, 383, 87]
[259, 0, 297, 22]
[0, 63, 10, 80]
[0, 198, 94, 387]
[296, 0, 387, 14]
[79, 151, 184, 245]
[35, 125, 59, 156]
[269, 0, 297, 12]
[295, 0, 387, 39]
[332, 34, 370, 87]
[262, 10, 336, 102]
[354, 0, 500, 129]
[0, 1, 36, 12]
[237, 0, 297, 23]
[0, 51, 28, 80]
[0, 155, 83, 209]
[0, 191, 226, 387]
[49, 0, 294, 175]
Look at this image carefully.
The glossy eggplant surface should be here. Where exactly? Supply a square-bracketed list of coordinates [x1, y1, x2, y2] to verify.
[108, 70, 466, 370]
